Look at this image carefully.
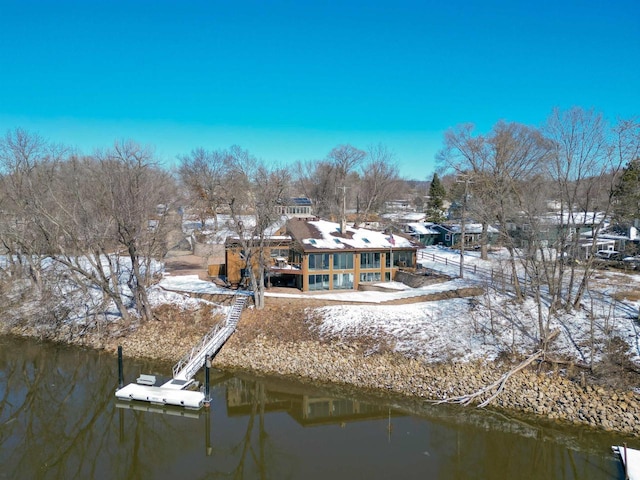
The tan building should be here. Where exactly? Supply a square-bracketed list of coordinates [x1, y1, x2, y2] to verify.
[225, 218, 420, 292]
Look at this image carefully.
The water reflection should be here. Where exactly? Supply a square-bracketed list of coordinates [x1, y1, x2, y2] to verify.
[0, 336, 628, 480]
[225, 376, 400, 427]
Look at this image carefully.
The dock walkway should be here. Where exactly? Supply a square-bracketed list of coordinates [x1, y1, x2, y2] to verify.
[115, 293, 250, 409]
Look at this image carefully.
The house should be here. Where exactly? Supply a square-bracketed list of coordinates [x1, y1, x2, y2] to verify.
[275, 197, 313, 218]
[404, 222, 440, 246]
[582, 224, 640, 257]
[283, 218, 420, 292]
[506, 211, 608, 257]
[434, 223, 499, 248]
[223, 217, 420, 292]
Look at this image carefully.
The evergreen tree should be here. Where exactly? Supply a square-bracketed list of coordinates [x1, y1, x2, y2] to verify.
[426, 173, 447, 222]
[613, 158, 640, 223]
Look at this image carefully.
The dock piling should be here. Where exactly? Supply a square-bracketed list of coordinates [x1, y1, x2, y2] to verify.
[118, 345, 124, 388]
[204, 355, 211, 408]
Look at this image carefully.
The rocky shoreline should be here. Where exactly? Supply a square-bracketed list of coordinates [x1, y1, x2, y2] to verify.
[213, 335, 640, 437]
[4, 302, 640, 438]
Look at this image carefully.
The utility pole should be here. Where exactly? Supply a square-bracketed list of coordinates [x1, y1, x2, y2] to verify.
[457, 174, 472, 279]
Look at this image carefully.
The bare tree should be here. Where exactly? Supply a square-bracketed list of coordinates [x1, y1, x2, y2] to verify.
[611, 120, 640, 224]
[221, 146, 290, 309]
[327, 144, 366, 219]
[177, 148, 226, 230]
[97, 140, 177, 321]
[292, 159, 334, 218]
[1, 131, 176, 326]
[543, 108, 636, 311]
[355, 144, 402, 225]
[0, 128, 66, 289]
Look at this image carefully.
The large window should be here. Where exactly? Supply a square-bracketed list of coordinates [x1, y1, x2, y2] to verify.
[308, 253, 329, 270]
[309, 274, 330, 291]
[333, 273, 354, 290]
[359, 272, 381, 282]
[387, 250, 414, 268]
[333, 252, 354, 270]
[360, 252, 380, 269]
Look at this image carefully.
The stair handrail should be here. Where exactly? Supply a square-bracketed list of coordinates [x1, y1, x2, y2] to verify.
[172, 293, 248, 380]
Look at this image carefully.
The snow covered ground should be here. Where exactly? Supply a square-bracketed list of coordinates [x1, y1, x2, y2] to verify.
[156, 246, 640, 366]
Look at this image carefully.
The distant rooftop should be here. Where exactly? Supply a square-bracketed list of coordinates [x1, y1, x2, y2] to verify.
[278, 197, 312, 206]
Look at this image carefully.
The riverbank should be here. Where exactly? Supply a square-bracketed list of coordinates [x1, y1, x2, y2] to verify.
[217, 304, 640, 437]
[3, 295, 640, 438]
[215, 335, 640, 435]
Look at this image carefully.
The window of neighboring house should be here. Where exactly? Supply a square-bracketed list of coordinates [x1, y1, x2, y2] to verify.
[445, 234, 451, 242]
[333, 252, 354, 270]
[359, 272, 381, 282]
[332, 273, 354, 290]
[309, 274, 330, 291]
[308, 253, 329, 270]
[360, 252, 380, 269]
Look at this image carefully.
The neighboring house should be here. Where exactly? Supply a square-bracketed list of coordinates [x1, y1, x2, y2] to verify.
[583, 224, 640, 256]
[381, 211, 427, 225]
[434, 223, 499, 248]
[404, 222, 440, 246]
[383, 199, 414, 213]
[275, 197, 314, 218]
[506, 211, 608, 257]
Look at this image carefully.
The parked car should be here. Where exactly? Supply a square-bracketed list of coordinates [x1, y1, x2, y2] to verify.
[623, 256, 640, 269]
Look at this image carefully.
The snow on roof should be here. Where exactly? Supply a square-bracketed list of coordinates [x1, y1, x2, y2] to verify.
[539, 211, 607, 226]
[381, 212, 427, 222]
[444, 223, 499, 234]
[291, 219, 417, 251]
[406, 222, 440, 235]
[184, 214, 289, 244]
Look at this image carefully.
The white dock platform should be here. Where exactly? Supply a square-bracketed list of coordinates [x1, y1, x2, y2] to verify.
[114, 293, 249, 410]
[613, 445, 640, 480]
[115, 383, 204, 409]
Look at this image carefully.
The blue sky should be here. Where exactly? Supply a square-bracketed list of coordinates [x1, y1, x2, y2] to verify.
[0, 0, 638, 180]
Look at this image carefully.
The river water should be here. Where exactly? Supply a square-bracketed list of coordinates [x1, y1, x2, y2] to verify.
[0, 335, 630, 479]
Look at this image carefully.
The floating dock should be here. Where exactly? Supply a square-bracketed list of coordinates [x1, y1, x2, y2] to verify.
[115, 294, 249, 409]
[115, 382, 205, 409]
[613, 445, 640, 480]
